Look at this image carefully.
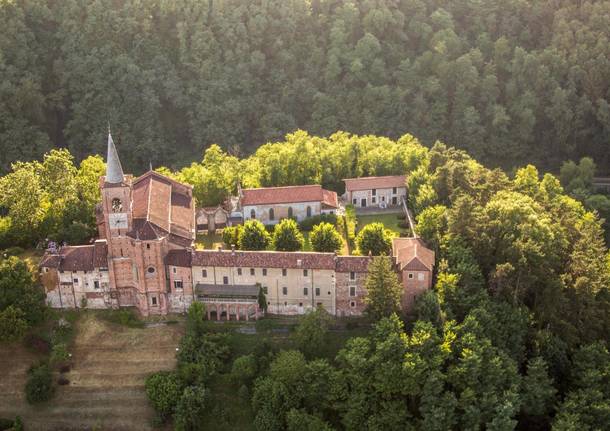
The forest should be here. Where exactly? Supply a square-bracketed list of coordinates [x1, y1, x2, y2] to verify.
[1, 0, 609, 174]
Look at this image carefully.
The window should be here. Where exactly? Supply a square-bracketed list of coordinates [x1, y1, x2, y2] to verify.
[151, 296, 158, 306]
[237, 268, 242, 276]
[111, 198, 122, 212]
[315, 287, 320, 296]
[223, 276, 229, 284]
[299, 302, 303, 307]
[284, 301, 288, 306]
[288, 207, 293, 218]
[372, 188, 377, 196]
[94, 280, 100, 289]
[306, 206, 312, 217]
[172, 267, 176, 274]
[350, 271, 355, 280]
[147, 266, 156, 274]
[282, 268, 287, 276]
[303, 269, 308, 277]
[263, 286, 268, 294]
[372, 197, 376, 204]
[350, 301, 356, 308]
[381, 196, 385, 202]
[269, 208, 274, 220]
[250, 268, 255, 276]
[202, 269, 208, 277]
[392, 187, 397, 194]
[263, 268, 267, 276]
[303, 287, 308, 296]
[250, 209, 256, 219]
[282, 287, 287, 295]
[352, 198, 357, 205]
[73, 278, 79, 284]
[349, 286, 356, 297]
[418, 273, 425, 281]
[146, 244, 150, 250]
[408, 273, 414, 279]
[174, 280, 183, 289]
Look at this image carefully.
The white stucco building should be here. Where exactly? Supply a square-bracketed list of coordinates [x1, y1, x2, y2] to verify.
[343, 175, 407, 208]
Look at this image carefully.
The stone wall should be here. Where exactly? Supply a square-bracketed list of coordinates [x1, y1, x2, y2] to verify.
[335, 271, 368, 316]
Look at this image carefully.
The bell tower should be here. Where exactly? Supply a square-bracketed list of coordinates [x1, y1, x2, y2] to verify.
[101, 132, 133, 244]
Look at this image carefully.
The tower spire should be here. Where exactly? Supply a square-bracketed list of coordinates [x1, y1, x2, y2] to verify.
[105, 130, 124, 184]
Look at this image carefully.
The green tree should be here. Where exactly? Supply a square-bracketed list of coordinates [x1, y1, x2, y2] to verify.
[0, 305, 28, 342]
[231, 354, 258, 386]
[25, 363, 54, 404]
[238, 220, 271, 251]
[292, 307, 330, 359]
[0, 257, 45, 326]
[521, 357, 556, 418]
[222, 225, 242, 249]
[363, 257, 402, 319]
[272, 219, 304, 252]
[174, 385, 208, 431]
[356, 223, 393, 256]
[310, 222, 343, 253]
[145, 371, 183, 421]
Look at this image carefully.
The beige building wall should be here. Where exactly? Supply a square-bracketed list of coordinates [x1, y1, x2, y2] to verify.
[400, 269, 432, 311]
[191, 265, 336, 315]
[348, 187, 407, 208]
[47, 268, 111, 309]
[243, 201, 322, 224]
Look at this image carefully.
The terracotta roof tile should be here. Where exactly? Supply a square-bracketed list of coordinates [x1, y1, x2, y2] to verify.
[192, 250, 336, 270]
[343, 175, 407, 191]
[241, 185, 337, 206]
[93, 240, 108, 268]
[322, 189, 339, 209]
[40, 254, 61, 268]
[335, 256, 372, 272]
[392, 237, 435, 271]
[165, 249, 192, 267]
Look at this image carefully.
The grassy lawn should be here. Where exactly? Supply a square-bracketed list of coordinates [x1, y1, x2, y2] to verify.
[195, 233, 224, 250]
[356, 213, 407, 236]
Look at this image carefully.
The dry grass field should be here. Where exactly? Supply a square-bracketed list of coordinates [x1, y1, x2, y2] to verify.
[0, 313, 183, 430]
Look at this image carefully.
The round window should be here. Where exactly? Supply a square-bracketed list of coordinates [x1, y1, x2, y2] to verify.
[147, 266, 156, 274]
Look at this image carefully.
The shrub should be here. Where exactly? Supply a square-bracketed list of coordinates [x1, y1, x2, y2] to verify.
[101, 309, 144, 328]
[24, 333, 51, 355]
[13, 416, 23, 431]
[50, 342, 70, 365]
[292, 308, 330, 358]
[255, 319, 274, 333]
[3, 246, 24, 257]
[222, 225, 242, 248]
[25, 363, 54, 404]
[145, 371, 183, 420]
[298, 213, 337, 231]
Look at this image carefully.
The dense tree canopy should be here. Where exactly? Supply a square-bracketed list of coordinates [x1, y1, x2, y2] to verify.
[1, 0, 609, 174]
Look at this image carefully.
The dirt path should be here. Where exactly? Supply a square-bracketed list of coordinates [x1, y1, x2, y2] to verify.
[0, 314, 183, 430]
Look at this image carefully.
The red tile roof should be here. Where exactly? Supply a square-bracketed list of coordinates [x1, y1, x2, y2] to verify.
[335, 256, 372, 272]
[41, 241, 108, 272]
[192, 249, 337, 270]
[129, 171, 194, 244]
[392, 237, 435, 271]
[241, 185, 338, 208]
[343, 175, 407, 191]
[165, 249, 192, 267]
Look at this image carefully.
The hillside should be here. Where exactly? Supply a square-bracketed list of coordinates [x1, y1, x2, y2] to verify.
[1, 0, 609, 173]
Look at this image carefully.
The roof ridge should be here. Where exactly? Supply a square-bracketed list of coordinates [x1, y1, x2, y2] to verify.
[243, 184, 322, 191]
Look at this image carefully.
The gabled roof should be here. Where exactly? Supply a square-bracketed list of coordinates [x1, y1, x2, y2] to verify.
[343, 175, 407, 191]
[241, 185, 338, 207]
[129, 170, 194, 245]
[392, 237, 435, 271]
[41, 240, 109, 272]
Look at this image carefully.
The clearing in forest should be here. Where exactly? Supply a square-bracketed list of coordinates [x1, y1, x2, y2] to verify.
[0, 313, 183, 431]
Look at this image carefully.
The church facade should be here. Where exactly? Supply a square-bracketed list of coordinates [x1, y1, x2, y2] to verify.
[39, 134, 435, 318]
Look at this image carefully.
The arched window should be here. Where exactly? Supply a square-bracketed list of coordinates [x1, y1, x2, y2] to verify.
[269, 208, 274, 220]
[288, 207, 293, 218]
[111, 198, 122, 212]
[250, 209, 256, 219]
[306, 206, 312, 217]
